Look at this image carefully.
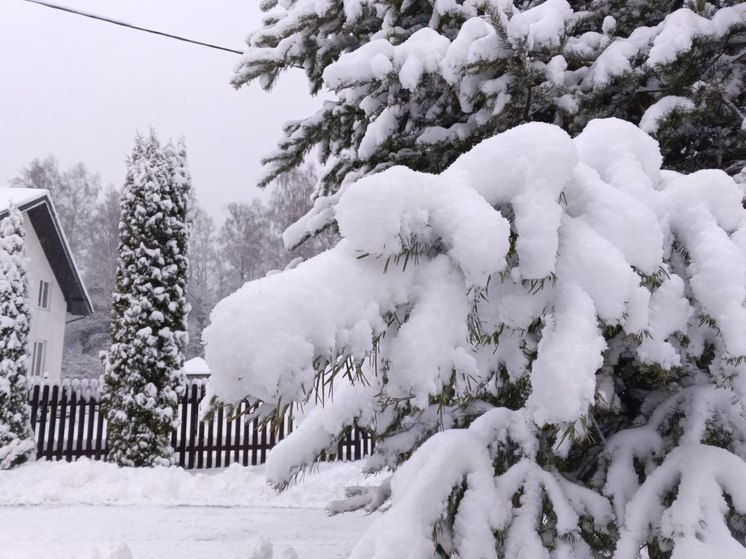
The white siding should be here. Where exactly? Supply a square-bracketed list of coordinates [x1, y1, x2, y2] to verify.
[23, 213, 67, 381]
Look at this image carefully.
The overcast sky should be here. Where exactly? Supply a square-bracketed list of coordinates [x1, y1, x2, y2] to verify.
[0, 0, 320, 218]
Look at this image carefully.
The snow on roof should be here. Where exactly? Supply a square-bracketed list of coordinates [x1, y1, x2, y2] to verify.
[0, 186, 93, 316]
[183, 357, 211, 376]
[0, 187, 49, 212]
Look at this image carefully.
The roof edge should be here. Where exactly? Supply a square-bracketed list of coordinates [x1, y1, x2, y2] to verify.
[1, 193, 94, 316]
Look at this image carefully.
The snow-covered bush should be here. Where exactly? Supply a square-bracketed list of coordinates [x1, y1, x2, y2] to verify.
[205, 118, 746, 557]
[0, 206, 35, 470]
[235, 0, 745, 245]
[102, 133, 190, 467]
[90, 543, 133, 559]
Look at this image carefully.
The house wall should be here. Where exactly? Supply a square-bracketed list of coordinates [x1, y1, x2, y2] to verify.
[23, 213, 67, 381]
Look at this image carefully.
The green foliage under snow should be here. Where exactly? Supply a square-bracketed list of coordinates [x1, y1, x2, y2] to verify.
[102, 132, 190, 468]
[0, 206, 35, 470]
[235, 0, 745, 205]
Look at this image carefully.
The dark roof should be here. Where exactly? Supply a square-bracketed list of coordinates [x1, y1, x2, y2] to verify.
[0, 192, 93, 316]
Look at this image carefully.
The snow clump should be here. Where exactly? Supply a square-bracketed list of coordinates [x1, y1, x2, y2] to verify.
[204, 118, 746, 558]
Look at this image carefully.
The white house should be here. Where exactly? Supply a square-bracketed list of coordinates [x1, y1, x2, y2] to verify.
[0, 187, 93, 381]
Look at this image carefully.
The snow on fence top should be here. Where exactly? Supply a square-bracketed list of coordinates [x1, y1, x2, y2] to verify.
[26, 376, 210, 397]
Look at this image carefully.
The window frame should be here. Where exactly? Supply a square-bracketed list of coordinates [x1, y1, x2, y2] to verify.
[37, 279, 50, 310]
[30, 340, 47, 377]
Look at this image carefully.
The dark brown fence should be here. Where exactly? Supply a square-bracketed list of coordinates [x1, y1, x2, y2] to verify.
[28, 379, 374, 468]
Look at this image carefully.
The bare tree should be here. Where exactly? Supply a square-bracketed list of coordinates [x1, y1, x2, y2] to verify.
[11, 157, 100, 262]
[267, 163, 337, 261]
[63, 186, 121, 378]
[217, 200, 280, 297]
[186, 197, 218, 358]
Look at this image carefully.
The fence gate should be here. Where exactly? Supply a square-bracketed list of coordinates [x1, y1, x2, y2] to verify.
[27, 379, 374, 468]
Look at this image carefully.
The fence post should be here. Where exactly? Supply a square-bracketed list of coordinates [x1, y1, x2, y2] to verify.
[29, 384, 40, 431]
[215, 405, 224, 468]
[196, 383, 206, 469]
[65, 385, 77, 461]
[94, 394, 106, 461]
[232, 406, 241, 465]
[259, 417, 268, 464]
[241, 402, 250, 467]
[187, 382, 199, 469]
[55, 383, 70, 460]
[46, 384, 59, 460]
[224, 404, 234, 466]
[249, 415, 258, 466]
[76, 384, 86, 458]
[35, 384, 50, 459]
[85, 385, 96, 457]
[206, 401, 214, 469]
[175, 385, 186, 467]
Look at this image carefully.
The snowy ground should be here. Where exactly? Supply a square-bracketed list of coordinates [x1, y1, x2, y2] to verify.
[0, 460, 382, 559]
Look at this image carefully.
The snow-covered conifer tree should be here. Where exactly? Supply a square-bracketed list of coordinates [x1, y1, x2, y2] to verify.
[0, 206, 36, 470]
[235, 0, 745, 243]
[102, 132, 190, 467]
[205, 119, 746, 557]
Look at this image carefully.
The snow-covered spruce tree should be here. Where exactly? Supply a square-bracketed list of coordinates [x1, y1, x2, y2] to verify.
[235, 0, 745, 243]
[102, 132, 190, 467]
[205, 119, 746, 558]
[0, 206, 36, 469]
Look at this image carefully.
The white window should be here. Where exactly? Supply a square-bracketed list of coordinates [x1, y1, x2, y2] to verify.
[31, 341, 46, 377]
[37, 280, 50, 310]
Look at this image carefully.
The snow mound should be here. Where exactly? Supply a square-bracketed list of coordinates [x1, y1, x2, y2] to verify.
[248, 539, 274, 559]
[247, 539, 300, 559]
[89, 543, 133, 559]
[0, 459, 382, 508]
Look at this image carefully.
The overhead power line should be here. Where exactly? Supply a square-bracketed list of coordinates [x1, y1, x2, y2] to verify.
[20, 0, 244, 55]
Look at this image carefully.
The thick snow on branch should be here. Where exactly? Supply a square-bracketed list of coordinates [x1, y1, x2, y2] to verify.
[265, 382, 376, 487]
[206, 117, 746, 414]
[237, 0, 746, 192]
[586, 4, 746, 85]
[639, 96, 695, 134]
[204, 118, 746, 557]
[0, 206, 35, 470]
[615, 444, 746, 559]
[348, 408, 612, 559]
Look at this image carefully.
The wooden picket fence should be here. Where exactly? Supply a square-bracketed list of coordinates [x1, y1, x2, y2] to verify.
[27, 379, 374, 468]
